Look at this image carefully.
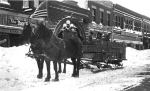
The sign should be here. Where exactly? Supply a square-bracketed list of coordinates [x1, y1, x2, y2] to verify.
[9, 18, 27, 26]
[0, 29, 22, 34]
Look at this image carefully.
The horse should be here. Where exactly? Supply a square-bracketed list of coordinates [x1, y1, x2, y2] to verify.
[20, 23, 50, 81]
[57, 28, 84, 73]
[33, 22, 82, 81]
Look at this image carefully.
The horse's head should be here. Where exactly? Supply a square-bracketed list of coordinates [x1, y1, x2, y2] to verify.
[20, 22, 32, 44]
[33, 22, 53, 40]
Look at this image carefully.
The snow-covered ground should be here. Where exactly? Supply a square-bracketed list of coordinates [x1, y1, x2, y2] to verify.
[0, 45, 150, 91]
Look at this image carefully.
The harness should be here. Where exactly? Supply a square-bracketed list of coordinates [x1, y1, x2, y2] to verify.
[26, 24, 82, 60]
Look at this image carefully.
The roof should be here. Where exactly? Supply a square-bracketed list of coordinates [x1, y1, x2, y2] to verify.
[91, 0, 113, 9]
[114, 4, 142, 18]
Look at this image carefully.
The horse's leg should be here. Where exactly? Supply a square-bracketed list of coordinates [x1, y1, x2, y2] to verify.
[76, 56, 80, 77]
[45, 58, 51, 82]
[63, 59, 66, 73]
[76, 47, 82, 77]
[53, 61, 59, 81]
[71, 57, 76, 77]
[58, 61, 62, 73]
[36, 57, 44, 79]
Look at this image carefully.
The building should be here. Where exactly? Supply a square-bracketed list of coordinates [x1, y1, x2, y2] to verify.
[0, 0, 44, 47]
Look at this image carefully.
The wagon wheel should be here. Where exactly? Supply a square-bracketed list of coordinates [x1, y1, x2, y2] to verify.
[54, 17, 86, 41]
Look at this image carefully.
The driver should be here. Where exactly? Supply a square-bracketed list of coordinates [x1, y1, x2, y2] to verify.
[61, 20, 77, 39]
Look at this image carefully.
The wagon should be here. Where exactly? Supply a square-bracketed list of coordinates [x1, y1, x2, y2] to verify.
[29, 0, 126, 70]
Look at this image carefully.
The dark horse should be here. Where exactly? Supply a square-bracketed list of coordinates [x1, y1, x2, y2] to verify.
[33, 22, 82, 81]
[20, 22, 82, 81]
[20, 23, 51, 81]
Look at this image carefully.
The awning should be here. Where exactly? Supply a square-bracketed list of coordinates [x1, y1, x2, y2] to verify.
[0, 24, 23, 34]
[30, 1, 47, 19]
[114, 39, 143, 44]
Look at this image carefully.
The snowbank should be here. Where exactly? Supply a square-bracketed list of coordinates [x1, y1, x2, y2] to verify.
[126, 47, 150, 60]
[1, 46, 150, 91]
[0, 45, 33, 68]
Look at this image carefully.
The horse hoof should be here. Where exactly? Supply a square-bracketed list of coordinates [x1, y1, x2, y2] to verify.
[45, 78, 50, 82]
[71, 74, 76, 77]
[58, 70, 62, 73]
[52, 79, 59, 82]
[72, 74, 79, 78]
[37, 74, 43, 79]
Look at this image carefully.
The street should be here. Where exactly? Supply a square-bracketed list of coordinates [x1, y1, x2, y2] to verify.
[1, 45, 150, 91]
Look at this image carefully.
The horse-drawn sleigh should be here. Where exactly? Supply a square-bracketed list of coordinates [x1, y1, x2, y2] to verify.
[20, 0, 126, 82]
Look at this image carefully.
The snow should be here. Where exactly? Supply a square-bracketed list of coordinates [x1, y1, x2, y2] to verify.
[0, 45, 150, 91]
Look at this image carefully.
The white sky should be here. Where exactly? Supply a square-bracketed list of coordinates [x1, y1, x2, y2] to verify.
[110, 0, 150, 17]
[58, 0, 150, 18]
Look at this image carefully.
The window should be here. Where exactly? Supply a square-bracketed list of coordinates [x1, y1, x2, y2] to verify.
[107, 14, 110, 26]
[138, 22, 141, 31]
[92, 6, 96, 22]
[130, 20, 133, 29]
[23, 0, 29, 9]
[115, 15, 117, 26]
[100, 8, 104, 25]
[144, 24, 147, 33]
[147, 25, 149, 33]
[0, 0, 9, 5]
[118, 16, 120, 27]
[115, 15, 123, 28]
[128, 20, 130, 29]
[39, 0, 43, 4]
[121, 17, 124, 29]
[137, 22, 139, 31]
[107, 11, 111, 26]
[125, 19, 128, 29]
[34, 0, 39, 8]
[134, 21, 141, 31]
[134, 22, 137, 31]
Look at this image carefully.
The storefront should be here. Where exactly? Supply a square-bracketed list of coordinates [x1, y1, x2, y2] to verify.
[0, 13, 29, 47]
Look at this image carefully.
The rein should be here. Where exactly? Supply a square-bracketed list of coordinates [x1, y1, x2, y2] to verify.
[48, 34, 68, 55]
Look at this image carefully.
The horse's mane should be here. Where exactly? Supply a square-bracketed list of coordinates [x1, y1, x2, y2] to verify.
[36, 23, 52, 39]
[20, 23, 32, 43]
